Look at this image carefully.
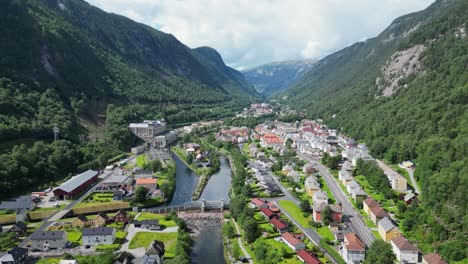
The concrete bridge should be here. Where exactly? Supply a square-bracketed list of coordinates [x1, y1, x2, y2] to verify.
[148, 199, 228, 214]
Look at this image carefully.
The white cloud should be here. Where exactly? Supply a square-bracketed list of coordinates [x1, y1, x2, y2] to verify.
[86, 0, 434, 69]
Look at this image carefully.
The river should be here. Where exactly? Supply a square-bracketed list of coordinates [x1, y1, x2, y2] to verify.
[170, 153, 232, 264]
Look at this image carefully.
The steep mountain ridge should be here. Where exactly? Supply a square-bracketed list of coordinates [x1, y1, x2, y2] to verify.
[0, 0, 258, 143]
[242, 59, 316, 95]
[0, 0, 257, 105]
[285, 0, 467, 261]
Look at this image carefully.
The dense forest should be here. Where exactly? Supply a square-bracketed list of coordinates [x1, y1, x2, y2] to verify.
[285, 0, 467, 261]
[0, 0, 259, 200]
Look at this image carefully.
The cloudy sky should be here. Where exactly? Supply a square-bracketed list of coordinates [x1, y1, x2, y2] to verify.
[87, 0, 434, 70]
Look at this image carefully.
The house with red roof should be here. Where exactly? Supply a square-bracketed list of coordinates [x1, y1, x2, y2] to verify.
[363, 197, 389, 225]
[260, 207, 277, 220]
[281, 232, 306, 251]
[250, 198, 268, 209]
[297, 249, 321, 264]
[269, 218, 288, 233]
[391, 235, 420, 264]
[260, 134, 284, 147]
[422, 253, 447, 264]
[340, 232, 365, 264]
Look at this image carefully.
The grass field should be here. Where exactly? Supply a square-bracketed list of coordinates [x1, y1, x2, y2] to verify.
[36, 258, 61, 264]
[68, 230, 82, 246]
[136, 154, 148, 168]
[250, 237, 302, 264]
[129, 232, 178, 257]
[136, 212, 177, 228]
[278, 200, 311, 228]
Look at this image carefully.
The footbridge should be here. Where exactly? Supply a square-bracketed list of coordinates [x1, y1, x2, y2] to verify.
[149, 199, 229, 214]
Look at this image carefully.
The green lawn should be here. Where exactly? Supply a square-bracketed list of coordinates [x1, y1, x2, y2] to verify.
[278, 200, 311, 228]
[67, 230, 82, 246]
[317, 176, 335, 204]
[136, 154, 148, 168]
[137, 212, 177, 228]
[317, 226, 335, 241]
[250, 237, 302, 264]
[74, 200, 125, 209]
[259, 223, 275, 233]
[129, 232, 178, 257]
[36, 258, 61, 264]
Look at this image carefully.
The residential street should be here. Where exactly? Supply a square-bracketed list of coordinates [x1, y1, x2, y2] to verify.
[297, 153, 376, 246]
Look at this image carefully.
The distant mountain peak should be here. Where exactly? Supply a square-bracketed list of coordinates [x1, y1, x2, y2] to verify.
[242, 59, 317, 95]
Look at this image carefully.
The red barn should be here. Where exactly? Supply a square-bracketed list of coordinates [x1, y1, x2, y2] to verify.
[53, 170, 99, 199]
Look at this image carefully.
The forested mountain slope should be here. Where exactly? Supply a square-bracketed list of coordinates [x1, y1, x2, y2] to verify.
[285, 0, 467, 261]
[0, 0, 257, 200]
[242, 59, 316, 95]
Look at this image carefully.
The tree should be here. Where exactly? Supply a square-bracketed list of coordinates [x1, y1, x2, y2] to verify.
[134, 186, 148, 203]
[232, 241, 241, 260]
[185, 153, 193, 164]
[146, 159, 162, 171]
[300, 199, 311, 212]
[244, 218, 259, 243]
[364, 240, 396, 264]
[322, 205, 332, 225]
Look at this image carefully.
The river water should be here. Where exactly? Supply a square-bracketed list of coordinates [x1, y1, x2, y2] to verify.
[170, 154, 231, 264]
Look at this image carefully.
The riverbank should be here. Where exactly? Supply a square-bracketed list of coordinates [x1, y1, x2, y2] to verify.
[171, 146, 221, 200]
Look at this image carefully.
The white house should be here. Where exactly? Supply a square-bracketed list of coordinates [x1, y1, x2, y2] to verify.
[30, 231, 68, 250]
[341, 232, 365, 264]
[312, 190, 328, 205]
[281, 232, 306, 251]
[288, 171, 301, 183]
[82, 227, 116, 246]
[304, 176, 320, 196]
[391, 235, 420, 264]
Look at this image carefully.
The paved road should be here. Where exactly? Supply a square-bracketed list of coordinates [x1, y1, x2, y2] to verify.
[404, 167, 420, 194]
[231, 219, 253, 264]
[19, 156, 136, 248]
[298, 153, 376, 247]
[273, 201, 341, 264]
[248, 160, 340, 263]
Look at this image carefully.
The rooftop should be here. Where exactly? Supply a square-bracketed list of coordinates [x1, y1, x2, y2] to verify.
[344, 232, 365, 251]
[270, 218, 288, 230]
[55, 170, 98, 193]
[378, 217, 397, 233]
[136, 178, 157, 185]
[281, 232, 303, 246]
[30, 231, 65, 240]
[297, 249, 321, 264]
[391, 235, 419, 251]
[82, 227, 115, 236]
[423, 253, 448, 264]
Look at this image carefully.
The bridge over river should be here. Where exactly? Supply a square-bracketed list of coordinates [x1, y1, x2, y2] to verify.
[148, 199, 229, 214]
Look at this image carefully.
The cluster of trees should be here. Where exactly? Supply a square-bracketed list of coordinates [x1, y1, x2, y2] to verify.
[227, 144, 259, 244]
[354, 159, 396, 200]
[0, 140, 122, 200]
[364, 240, 396, 264]
[321, 153, 342, 170]
[166, 213, 192, 264]
[0, 79, 76, 143]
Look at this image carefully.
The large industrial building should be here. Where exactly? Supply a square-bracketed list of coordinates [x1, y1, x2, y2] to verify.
[53, 170, 99, 199]
[128, 119, 177, 148]
[128, 120, 167, 140]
